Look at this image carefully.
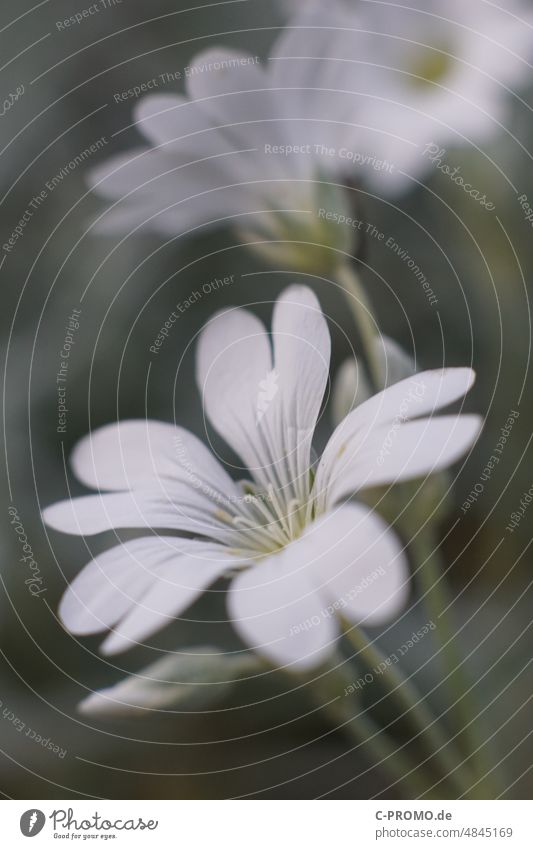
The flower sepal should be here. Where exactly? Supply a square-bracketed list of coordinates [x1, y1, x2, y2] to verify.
[79, 646, 262, 717]
[238, 177, 357, 274]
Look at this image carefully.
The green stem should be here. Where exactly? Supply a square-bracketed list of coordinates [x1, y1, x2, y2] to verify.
[336, 260, 382, 391]
[313, 660, 450, 799]
[342, 711, 442, 799]
[333, 259, 499, 797]
[409, 528, 503, 796]
[342, 622, 481, 798]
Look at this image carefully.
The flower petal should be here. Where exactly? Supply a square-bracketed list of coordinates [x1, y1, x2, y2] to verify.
[135, 90, 286, 181]
[353, 368, 476, 424]
[133, 94, 263, 184]
[101, 544, 234, 655]
[59, 537, 235, 649]
[332, 337, 414, 426]
[271, 0, 360, 97]
[185, 48, 306, 176]
[43, 485, 239, 543]
[196, 305, 274, 479]
[272, 284, 330, 433]
[89, 146, 247, 203]
[228, 547, 337, 671]
[59, 537, 162, 636]
[316, 368, 477, 506]
[92, 185, 261, 239]
[89, 142, 267, 238]
[268, 284, 331, 499]
[88, 147, 170, 200]
[324, 415, 482, 507]
[134, 94, 219, 151]
[228, 502, 408, 669]
[303, 504, 409, 625]
[196, 286, 331, 500]
[71, 419, 237, 498]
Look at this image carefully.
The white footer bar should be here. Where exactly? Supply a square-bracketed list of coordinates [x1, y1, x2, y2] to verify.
[1, 800, 530, 848]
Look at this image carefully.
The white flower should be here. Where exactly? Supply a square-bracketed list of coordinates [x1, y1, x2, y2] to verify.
[44, 286, 480, 670]
[90, 0, 533, 240]
[279, 0, 533, 194]
[88, 6, 369, 268]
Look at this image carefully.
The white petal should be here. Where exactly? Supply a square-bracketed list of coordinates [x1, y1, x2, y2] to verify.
[304, 505, 409, 625]
[88, 147, 172, 200]
[267, 285, 331, 499]
[43, 486, 238, 543]
[272, 284, 330, 433]
[356, 368, 476, 424]
[101, 546, 235, 655]
[186, 48, 266, 108]
[332, 338, 415, 424]
[196, 286, 330, 498]
[133, 94, 256, 180]
[59, 537, 234, 648]
[71, 419, 237, 498]
[185, 49, 305, 175]
[134, 94, 214, 151]
[228, 548, 337, 671]
[269, 2, 364, 153]
[228, 502, 408, 669]
[59, 537, 163, 635]
[92, 185, 260, 238]
[316, 368, 476, 505]
[196, 306, 273, 478]
[89, 142, 266, 236]
[325, 415, 482, 506]
[89, 145, 243, 202]
[271, 1, 359, 94]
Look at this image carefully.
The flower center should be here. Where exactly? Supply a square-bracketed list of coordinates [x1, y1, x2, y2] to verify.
[238, 178, 356, 274]
[217, 483, 316, 559]
[409, 46, 453, 89]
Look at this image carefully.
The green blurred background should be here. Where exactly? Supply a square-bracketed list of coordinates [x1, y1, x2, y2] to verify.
[0, 0, 531, 798]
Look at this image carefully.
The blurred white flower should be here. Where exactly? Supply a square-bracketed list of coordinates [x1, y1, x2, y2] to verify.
[89, 1, 389, 267]
[44, 286, 480, 670]
[277, 0, 533, 194]
[87, 0, 533, 260]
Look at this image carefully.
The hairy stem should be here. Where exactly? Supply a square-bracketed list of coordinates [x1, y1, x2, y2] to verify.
[342, 622, 483, 798]
[409, 528, 504, 797]
[311, 658, 455, 799]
